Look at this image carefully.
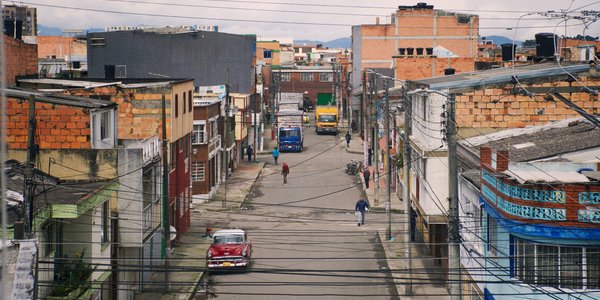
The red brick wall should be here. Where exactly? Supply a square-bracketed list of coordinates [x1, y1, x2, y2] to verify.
[6, 98, 91, 149]
[5, 36, 37, 85]
[394, 57, 474, 80]
[456, 77, 600, 128]
[279, 72, 334, 106]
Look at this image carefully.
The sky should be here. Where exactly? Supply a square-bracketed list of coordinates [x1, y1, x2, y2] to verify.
[12, 0, 600, 42]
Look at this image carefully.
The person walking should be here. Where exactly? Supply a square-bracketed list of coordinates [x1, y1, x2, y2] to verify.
[345, 131, 351, 147]
[281, 162, 290, 184]
[246, 144, 253, 162]
[355, 198, 370, 226]
[272, 147, 280, 165]
[363, 167, 371, 189]
[368, 147, 373, 166]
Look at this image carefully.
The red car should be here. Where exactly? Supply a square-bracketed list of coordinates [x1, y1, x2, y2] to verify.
[206, 229, 252, 270]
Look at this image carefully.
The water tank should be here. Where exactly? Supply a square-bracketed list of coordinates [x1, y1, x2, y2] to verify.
[406, 47, 414, 55]
[501, 43, 516, 61]
[416, 48, 424, 55]
[444, 68, 456, 75]
[398, 48, 406, 55]
[535, 33, 557, 59]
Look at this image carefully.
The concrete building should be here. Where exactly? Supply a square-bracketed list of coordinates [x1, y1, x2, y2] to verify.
[459, 121, 600, 299]
[394, 62, 600, 284]
[2, 4, 37, 36]
[86, 30, 255, 93]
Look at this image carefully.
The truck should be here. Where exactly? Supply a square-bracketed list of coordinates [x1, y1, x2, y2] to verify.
[279, 93, 304, 111]
[315, 93, 338, 135]
[276, 109, 304, 152]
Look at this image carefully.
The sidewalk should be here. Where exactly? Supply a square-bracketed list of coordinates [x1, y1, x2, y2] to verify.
[134, 160, 265, 300]
[343, 130, 450, 299]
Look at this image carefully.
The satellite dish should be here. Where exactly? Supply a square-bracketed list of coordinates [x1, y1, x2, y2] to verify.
[169, 225, 177, 241]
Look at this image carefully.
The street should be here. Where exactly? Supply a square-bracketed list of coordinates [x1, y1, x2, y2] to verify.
[198, 127, 400, 299]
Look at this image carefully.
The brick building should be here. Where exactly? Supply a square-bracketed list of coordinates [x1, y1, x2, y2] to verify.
[273, 66, 335, 108]
[5, 35, 37, 85]
[352, 2, 478, 126]
[191, 96, 223, 202]
[34, 35, 87, 77]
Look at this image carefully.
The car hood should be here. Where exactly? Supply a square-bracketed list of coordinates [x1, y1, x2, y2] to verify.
[209, 243, 246, 256]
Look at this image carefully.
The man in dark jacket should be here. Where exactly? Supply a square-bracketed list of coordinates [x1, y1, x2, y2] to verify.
[345, 131, 351, 147]
[281, 162, 290, 184]
[246, 144, 253, 162]
[363, 168, 370, 189]
[355, 198, 370, 226]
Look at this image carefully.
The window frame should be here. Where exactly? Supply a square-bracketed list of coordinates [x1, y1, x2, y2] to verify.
[192, 122, 206, 144]
[191, 161, 206, 182]
[300, 72, 313, 82]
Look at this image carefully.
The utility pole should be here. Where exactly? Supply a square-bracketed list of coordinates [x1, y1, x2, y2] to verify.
[371, 74, 379, 207]
[446, 93, 461, 299]
[223, 84, 231, 208]
[361, 70, 366, 146]
[402, 87, 413, 295]
[23, 94, 36, 239]
[161, 93, 171, 292]
[384, 80, 392, 241]
[253, 94, 257, 162]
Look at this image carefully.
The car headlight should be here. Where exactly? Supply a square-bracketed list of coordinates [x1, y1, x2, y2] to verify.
[242, 249, 247, 256]
[207, 250, 213, 258]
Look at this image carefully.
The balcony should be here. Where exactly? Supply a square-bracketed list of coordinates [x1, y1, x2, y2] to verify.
[208, 135, 221, 157]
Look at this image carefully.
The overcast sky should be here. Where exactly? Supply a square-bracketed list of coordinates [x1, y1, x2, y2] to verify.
[17, 0, 600, 42]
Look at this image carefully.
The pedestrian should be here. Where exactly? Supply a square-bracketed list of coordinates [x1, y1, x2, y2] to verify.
[368, 147, 373, 166]
[355, 198, 370, 226]
[345, 131, 351, 147]
[363, 167, 370, 189]
[351, 119, 356, 133]
[272, 147, 279, 165]
[246, 144, 253, 162]
[281, 162, 290, 184]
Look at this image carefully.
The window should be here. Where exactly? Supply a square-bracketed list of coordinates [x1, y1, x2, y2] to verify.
[44, 221, 55, 255]
[263, 49, 272, 59]
[101, 201, 109, 244]
[210, 119, 218, 139]
[320, 73, 333, 82]
[192, 123, 206, 144]
[191, 162, 205, 181]
[512, 238, 598, 289]
[183, 92, 186, 114]
[300, 73, 313, 82]
[175, 94, 179, 117]
[279, 72, 291, 82]
[317, 115, 336, 122]
[170, 143, 176, 170]
[188, 90, 192, 112]
[99, 111, 109, 140]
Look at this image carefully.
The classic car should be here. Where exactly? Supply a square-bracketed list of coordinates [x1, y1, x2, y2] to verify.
[206, 229, 252, 270]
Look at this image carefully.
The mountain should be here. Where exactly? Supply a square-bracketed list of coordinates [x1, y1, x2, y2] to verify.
[38, 24, 63, 36]
[294, 37, 351, 49]
[482, 35, 523, 46]
[37, 24, 105, 36]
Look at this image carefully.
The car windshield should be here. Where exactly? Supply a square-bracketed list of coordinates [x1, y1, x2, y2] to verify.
[214, 235, 244, 244]
[318, 115, 336, 122]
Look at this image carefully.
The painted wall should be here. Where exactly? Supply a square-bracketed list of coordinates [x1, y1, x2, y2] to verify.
[87, 31, 256, 93]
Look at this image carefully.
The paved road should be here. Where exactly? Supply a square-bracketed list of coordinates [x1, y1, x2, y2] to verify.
[202, 125, 399, 299]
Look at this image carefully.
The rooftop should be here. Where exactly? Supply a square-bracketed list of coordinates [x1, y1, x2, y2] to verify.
[4, 87, 116, 109]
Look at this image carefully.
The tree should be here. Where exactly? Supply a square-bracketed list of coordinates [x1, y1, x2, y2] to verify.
[522, 39, 536, 47]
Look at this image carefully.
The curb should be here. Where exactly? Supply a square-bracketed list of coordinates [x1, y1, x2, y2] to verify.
[378, 231, 403, 297]
[240, 162, 265, 208]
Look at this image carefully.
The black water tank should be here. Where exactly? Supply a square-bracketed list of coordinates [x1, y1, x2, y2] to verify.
[535, 33, 557, 58]
[398, 48, 406, 55]
[501, 43, 516, 61]
[444, 68, 456, 75]
[104, 65, 116, 79]
[407, 47, 414, 55]
[416, 48, 424, 55]
[426, 47, 434, 55]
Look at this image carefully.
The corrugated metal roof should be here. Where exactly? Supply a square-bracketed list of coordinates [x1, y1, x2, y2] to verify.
[503, 169, 590, 184]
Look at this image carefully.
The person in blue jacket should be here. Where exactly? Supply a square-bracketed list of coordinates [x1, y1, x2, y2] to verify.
[355, 198, 370, 226]
[272, 147, 279, 165]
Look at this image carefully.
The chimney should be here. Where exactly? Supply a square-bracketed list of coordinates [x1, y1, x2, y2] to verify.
[480, 146, 492, 169]
[496, 149, 509, 172]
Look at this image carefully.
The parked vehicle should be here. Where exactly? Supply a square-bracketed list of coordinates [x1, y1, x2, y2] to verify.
[277, 109, 304, 152]
[315, 106, 338, 135]
[345, 160, 363, 175]
[303, 97, 314, 111]
[206, 229, 252, 270]
[279, 92, 304, 111]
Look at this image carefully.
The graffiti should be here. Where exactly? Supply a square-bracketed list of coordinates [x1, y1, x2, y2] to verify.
[579, 192, 600, 205]
[482, 170, 565, 203]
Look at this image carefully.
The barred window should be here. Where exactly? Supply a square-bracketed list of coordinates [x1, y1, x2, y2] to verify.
[300, 73, 313, 82]
[319, 73, 333, 82]
[192, 124, 206, 144]
[279, 72, 291, 82]
[191, 162, 205, 181]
